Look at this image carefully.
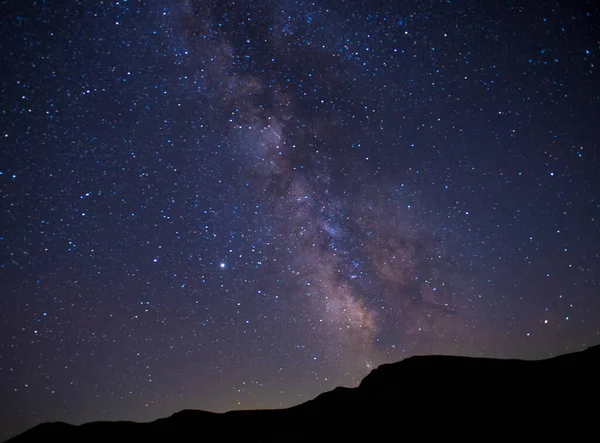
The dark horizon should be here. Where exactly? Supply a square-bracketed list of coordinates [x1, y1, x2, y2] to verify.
[8, 345, 600, 442]
[1, 0, 599, 440]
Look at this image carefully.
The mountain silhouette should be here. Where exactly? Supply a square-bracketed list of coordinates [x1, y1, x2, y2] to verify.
[8, 345, 600, 442]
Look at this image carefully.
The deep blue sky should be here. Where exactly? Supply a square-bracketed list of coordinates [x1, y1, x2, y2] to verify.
[1, 0, 599, 439]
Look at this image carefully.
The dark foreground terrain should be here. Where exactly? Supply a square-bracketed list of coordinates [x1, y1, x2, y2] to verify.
[8, 345, 600, 442]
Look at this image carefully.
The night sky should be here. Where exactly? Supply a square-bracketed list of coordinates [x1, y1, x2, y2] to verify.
[1, 0, 599, 438]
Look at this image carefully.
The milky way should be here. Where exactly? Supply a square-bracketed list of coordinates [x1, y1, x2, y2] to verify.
[1, 0, 599, 439]
[169, 1, 483, 362]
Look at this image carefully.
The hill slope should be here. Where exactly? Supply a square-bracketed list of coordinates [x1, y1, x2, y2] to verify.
[8, 345, 600, 442]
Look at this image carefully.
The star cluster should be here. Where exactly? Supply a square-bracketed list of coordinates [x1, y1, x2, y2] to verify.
[1, 0, 599, 439]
